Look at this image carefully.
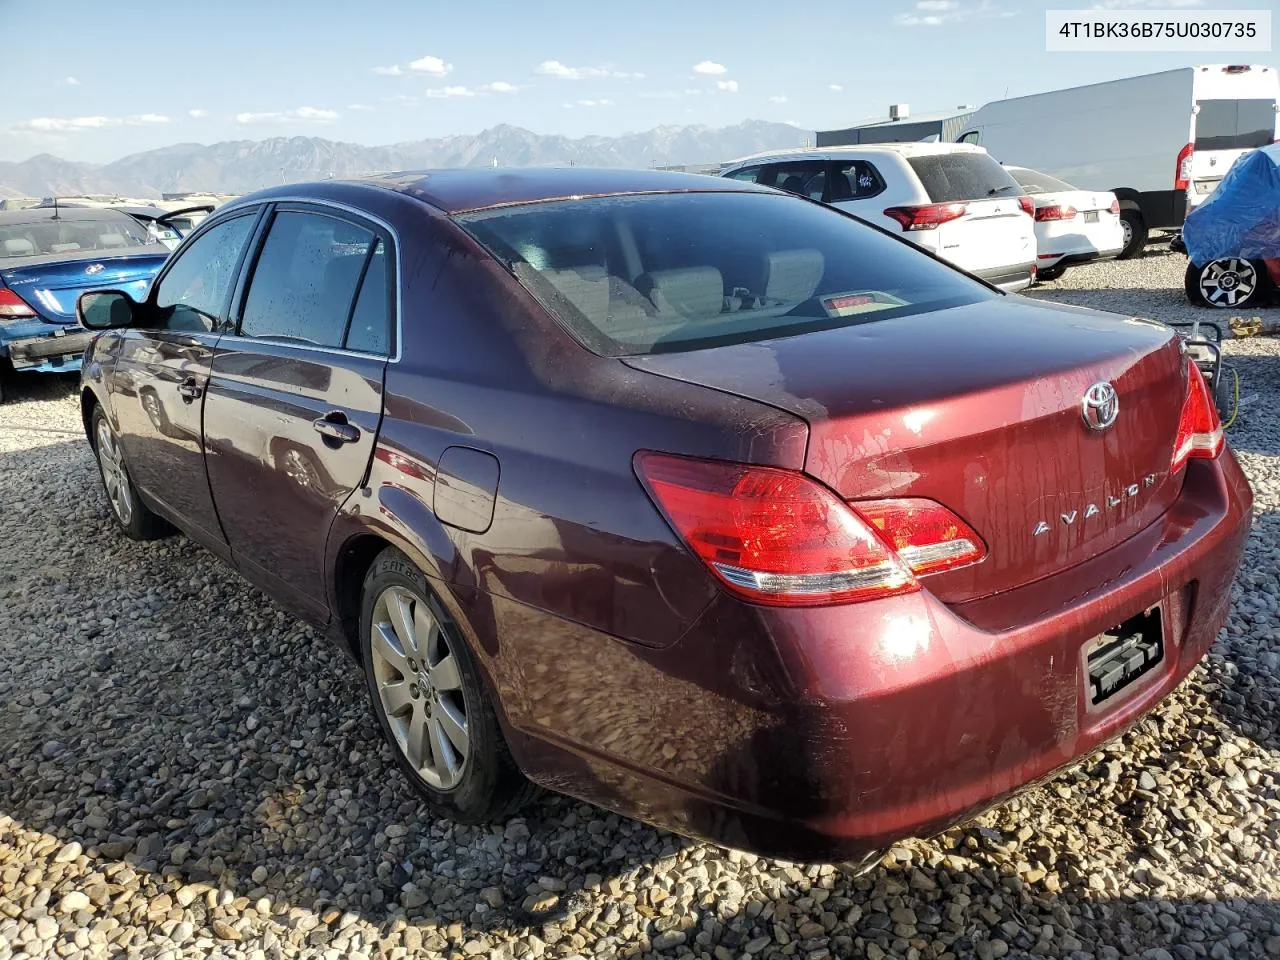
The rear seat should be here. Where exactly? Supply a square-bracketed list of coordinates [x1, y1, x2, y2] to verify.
[637, 267, 725, 320]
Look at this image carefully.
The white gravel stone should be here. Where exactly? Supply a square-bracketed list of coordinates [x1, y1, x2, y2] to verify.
[0, 248, 1277, 959]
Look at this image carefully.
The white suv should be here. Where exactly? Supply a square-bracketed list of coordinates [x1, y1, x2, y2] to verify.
[720, 143, 1037, 292]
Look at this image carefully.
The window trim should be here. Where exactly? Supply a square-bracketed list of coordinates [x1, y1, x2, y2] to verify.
[957, 131, 980, 145]
[213, 196, 404, 363]
[143, 206, 267, 334]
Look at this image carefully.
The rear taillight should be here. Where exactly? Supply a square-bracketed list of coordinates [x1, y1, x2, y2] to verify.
[1034, 204, 1077, 222]
[883, 202, 968, 231]
[1017, 195, 1034, 217]
[1171, 363, 1224, 472]
[1109, 198, 1121, 215]
[635, 453, 984, 606]
[0, 288, 36, 321]
[1175, 142, 1194, 191]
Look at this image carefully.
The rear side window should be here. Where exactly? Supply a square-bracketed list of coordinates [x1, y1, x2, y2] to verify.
[828, 160, 886, 200]
[1195, 99, 1277, 151]
[344, 240, 392, 355]
[239, 211, 376, 349]
[769, 162, 827, 200]
[908, 152, 1022, 202]
[723, 166, 762, 182]
[459, 190, 991, 357]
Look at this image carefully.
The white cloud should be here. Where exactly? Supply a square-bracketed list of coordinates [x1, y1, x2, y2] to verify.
[62, 76, 80, 86]
[895, 0, 1013, 25]
[127, 114, 170, 125]
[829, 84, 844, 92]
[373, 64, 403, 76]
[347, 103, 375, 112]
[535, 60, 640, 80]
[409, 55, 452, 76]
[235, 106, 339, 125]
[1092, 0, 1200, 6]
[916, 0, 957, 8]
[693, 60, 727, 76]
[717, 80, 739, 93]
[14, 115, 119, 132]
[768, 94, 788, 103]
[481, 81, 519, 93]
[426, 85, 476, 99]
[562, 99, 613, 108]
[188, 108, 208, 118]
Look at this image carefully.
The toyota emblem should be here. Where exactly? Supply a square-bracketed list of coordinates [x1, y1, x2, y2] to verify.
[85, 263, 105, 275]
[1081, 382, 1120, 432]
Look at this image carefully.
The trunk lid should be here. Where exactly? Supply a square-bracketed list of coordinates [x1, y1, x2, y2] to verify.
[935, 197, 1035, 273]
[624, 296, 1187, 602]
[0, 249, 168, 323]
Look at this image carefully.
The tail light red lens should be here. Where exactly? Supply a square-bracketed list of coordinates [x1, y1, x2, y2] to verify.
[1017, 195, 1034, 217]
[883, 202, 968, 231]
[0, 288, 36, 320]
[635, 453, 984, 606]
[1171, 362, 1224, 473]
[1034, 204, 1077, 222]
[1109, 198, 1121, 215]
[1175, 142, 1194, 191]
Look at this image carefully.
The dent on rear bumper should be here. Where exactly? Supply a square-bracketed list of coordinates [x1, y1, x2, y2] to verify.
[499, 452, 1252, 861]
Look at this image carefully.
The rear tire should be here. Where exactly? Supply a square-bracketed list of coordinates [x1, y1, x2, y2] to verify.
[1117, 209, 1147, 259]
[91, 406, 171, 540]
[1185, 258, 1269, 309]
[360, 548, 534, 823]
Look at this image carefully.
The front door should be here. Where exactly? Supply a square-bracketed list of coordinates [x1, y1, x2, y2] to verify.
[110, 212, 259, 549]
[202, 205, 394, 617]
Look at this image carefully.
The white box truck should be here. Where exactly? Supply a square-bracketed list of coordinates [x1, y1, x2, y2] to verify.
[955, 65, 1279, 258]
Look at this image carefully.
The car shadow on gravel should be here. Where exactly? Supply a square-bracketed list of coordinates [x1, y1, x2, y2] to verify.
[2, 431, 1278, 956]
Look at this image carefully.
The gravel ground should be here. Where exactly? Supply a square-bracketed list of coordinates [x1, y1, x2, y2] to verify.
[2, 248, 1279, 960]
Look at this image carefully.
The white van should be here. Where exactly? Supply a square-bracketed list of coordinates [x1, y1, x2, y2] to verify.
[956, 65, 1280, 258]
[719, 143, 1037, 292]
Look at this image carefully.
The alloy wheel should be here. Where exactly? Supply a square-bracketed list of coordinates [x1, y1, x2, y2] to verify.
[370, 586, 469, 789]
[1199, 258, 1257, 307]
[96, 418, 133, 525]
[141, 392, 164, 432]
[1120, 217, 1132, 251]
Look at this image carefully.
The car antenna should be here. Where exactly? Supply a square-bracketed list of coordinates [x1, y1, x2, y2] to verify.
[51, 196, 60, 220]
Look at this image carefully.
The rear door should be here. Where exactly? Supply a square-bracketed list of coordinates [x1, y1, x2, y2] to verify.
[109, 211, 261, 549]
[906, 152, 1035, 273]
[202, 203, 394, 618]
[1189, 97, 1279, 205]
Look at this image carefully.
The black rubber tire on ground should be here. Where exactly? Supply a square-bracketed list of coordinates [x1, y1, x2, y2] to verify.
[1212, 365, 1235, 420]
[1036, 264, 1067, 282]
[90, 405, 172, 540]
[1184, 258, 1271, 310]
[360, 547, 535, 823]
[1117, 209, 1148, 259]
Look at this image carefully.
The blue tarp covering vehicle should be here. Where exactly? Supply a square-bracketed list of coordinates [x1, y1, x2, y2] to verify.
[1182, 143, 1280, 309]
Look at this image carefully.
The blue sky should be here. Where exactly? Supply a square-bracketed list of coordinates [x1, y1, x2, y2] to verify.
[2, 0, 1270, 163]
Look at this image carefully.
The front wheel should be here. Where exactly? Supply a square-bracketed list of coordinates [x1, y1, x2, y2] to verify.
[1185, 258, 1269, 309]
[360, 548, 534, 822]
[91, 406, 171, 540]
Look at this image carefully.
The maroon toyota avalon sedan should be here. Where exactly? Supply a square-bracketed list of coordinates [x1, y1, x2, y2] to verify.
[76, 169, 1252, 863]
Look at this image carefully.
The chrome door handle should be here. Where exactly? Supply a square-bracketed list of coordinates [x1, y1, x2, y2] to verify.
[177, 378, 202, 402]
[313, 416, 360, 444]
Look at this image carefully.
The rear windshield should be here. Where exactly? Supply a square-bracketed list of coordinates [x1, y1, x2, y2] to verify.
[0, 215, 150, 259]
[1195, 99, 1277, 151]
[1006, 167, 1077, 194]
[457, 190, 992, 357]
[908, 153, 1023, 202]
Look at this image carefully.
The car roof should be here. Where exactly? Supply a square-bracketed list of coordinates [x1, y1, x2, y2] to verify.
[722, 141, 987, 168]
[232, 168, 778, 216]
[0, 206, 136, 225]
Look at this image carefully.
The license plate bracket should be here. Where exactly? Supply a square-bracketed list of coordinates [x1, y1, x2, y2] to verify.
[1083, 211, 1099, 223]
[1084, 606, 1163, 707]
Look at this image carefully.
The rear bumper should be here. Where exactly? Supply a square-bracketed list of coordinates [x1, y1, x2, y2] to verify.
[1039, 247, 1125, 271]
[971, 262, 1035, 292]
[3, 328, 93, 372]
[502, 451, 1252, 862]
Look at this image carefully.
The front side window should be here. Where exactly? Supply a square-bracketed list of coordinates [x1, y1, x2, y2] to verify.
[459, 190, 992, 357]
[768, 162, 827, 201]
[152, 214, 256, 332]
[1195, 99, 1277, 151]
[908, 152, 1022, 202]
[239, 211, 377, 349]
[722, 166, 762, 183]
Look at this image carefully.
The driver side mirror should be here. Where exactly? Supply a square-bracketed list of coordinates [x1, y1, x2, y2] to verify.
[77, 289, 138, 329]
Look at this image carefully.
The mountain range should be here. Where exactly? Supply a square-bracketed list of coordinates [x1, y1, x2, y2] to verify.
[0, 121, 808, 200]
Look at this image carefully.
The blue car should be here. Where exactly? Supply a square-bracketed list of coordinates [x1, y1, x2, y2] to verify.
[0, 206, 170, 402]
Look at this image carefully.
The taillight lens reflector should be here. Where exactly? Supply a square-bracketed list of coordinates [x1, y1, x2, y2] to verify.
[635, 453, 985, 606]
[1035, 204, 1077, 222]
[1109, 198, 1121, 215]
[853, 498, 987, 575]
[1017, 195, 1034, 217]
[1171, 362, 1224, 472]
[1175, 142, 1194, 191]
[883, 202, 968, 231]
[0, 288, 36, 320]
